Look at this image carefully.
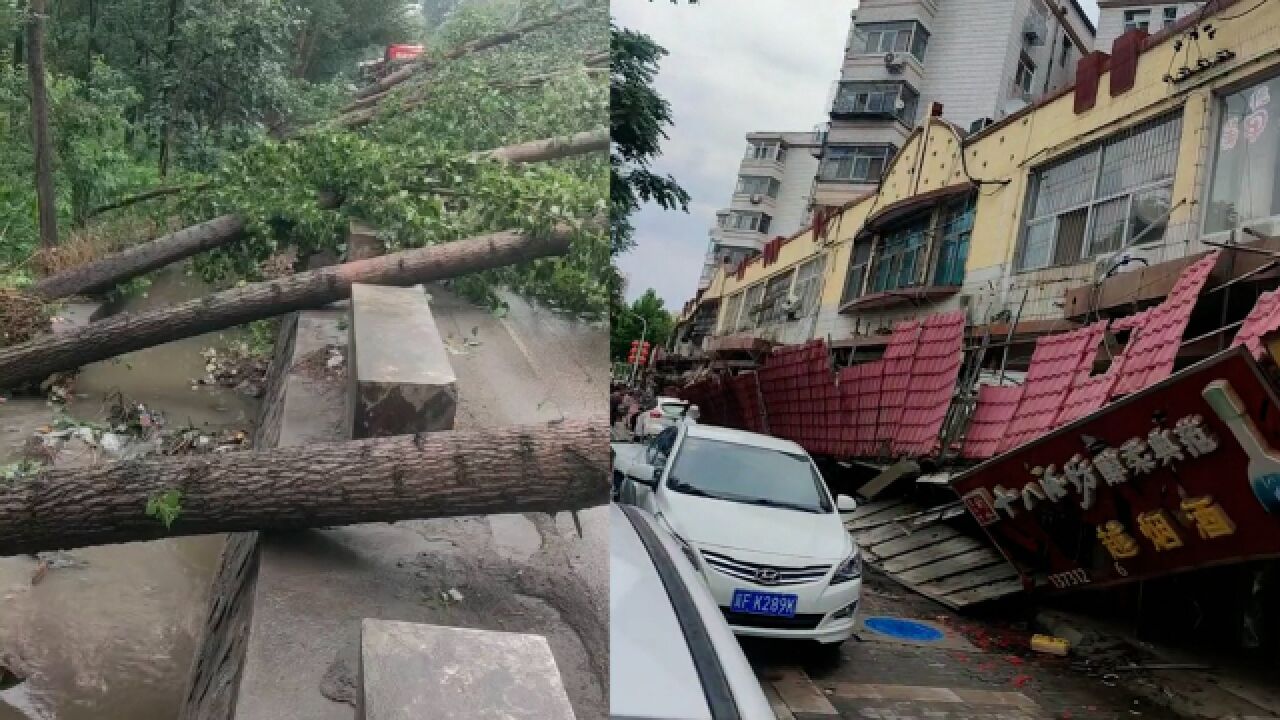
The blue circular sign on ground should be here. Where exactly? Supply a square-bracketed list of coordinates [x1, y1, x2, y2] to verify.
[863, 616, 946, 643]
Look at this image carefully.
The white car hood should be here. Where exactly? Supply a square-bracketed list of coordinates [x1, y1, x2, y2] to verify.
[663, 493, 851, 562]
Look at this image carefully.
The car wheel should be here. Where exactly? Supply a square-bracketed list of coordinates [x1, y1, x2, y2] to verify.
[810, 641, 844, 666]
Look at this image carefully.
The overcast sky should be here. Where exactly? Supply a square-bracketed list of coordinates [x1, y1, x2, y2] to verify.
[612, 0, 1100, 310]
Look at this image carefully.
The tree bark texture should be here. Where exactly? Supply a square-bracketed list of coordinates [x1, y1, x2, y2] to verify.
[26, 0, 57, 249]
[0, 226, 576, 387]
[0, 419, 608, 555]
[477, 128, 608, 164]
[31, 214, 245, 299]
[351, 2, 591, 100]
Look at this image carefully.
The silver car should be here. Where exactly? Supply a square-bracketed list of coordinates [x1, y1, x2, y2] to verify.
[611, 503, 777, 720]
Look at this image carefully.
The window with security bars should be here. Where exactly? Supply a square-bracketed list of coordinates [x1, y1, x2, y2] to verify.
[757, 270, 796, 326]
[792, 255, 827, 317]
[832, 82, 919, 126]
[819, 145, 896, 183]
[739, 283, 766, 331]
[852, 21, 929, 62]
[1017, 112, 1182, 271]
[719, 291, 743, 334]
[736, 175, 781, 197]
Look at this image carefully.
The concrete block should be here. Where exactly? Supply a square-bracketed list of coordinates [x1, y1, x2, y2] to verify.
[348, 221, 384, 261]
[348, 283, 457, 438]
[357, 620, 575, 720]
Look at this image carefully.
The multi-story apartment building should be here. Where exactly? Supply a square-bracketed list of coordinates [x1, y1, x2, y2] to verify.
[1096, 1, 1205, 47]
[814, 0, 1096, 209]
[696, 131, 821, 290]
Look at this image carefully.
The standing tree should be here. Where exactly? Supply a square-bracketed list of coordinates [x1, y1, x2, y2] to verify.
[611, 288, 673, 361]
[26, 0, 57, 249]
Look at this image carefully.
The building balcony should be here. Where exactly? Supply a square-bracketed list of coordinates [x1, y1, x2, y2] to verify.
[840, 241, 966, 312]
[710, 226, 768, 251]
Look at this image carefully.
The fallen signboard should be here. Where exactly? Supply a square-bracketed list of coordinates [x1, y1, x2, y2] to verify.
[950, 346, 1280, 593]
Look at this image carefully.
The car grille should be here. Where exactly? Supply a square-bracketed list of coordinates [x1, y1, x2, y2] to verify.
[721, 609, 825, 630]
[700, 549, 831, 587]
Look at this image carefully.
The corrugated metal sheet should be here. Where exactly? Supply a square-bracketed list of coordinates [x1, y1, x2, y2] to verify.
[1109, 250, 1219, 396]
[893, 311, 966, 455]
[961, 384, 1024, 458]
[758, 340, 833, 450]
[726, 371, 767, 434]
[1231, 287, 1280, 361]
[838, 360, 885, 456]
[1055, 371, 1119, 425]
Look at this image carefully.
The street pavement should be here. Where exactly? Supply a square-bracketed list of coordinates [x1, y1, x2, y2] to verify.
[745, 568, 1167, 720]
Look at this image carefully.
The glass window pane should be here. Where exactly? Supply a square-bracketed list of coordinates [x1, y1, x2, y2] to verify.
[864, 31, 881, 53]
[1088, 196, 1129, 255]
[1206, 76, 1280, 233]
[1020, 218, 1054, 270]
[894, 31, 910, 52]
[1031, 148, 1099, 217]
[1128, 184, 1172, 245]
[1054, 208, 1089, 265]
[1097, 113, 1182, 197]
[911, 27, 928, 60]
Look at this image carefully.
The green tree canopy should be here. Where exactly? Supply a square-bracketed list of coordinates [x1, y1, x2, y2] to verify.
[611, 288, 673, 361]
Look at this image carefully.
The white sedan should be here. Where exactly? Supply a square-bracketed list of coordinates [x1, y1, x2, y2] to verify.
[613, 424, 862, 645]
[635, 396, 698, 437]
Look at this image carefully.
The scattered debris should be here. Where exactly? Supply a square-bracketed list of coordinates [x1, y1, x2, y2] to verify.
[1115, 663, 1212, 671]
[198, 345, 268, 397]
[0, 649, 29, 691]
[1032, 634, 1071, 656]
[291, 345, 347, 383]
[447, 587, 465, 603]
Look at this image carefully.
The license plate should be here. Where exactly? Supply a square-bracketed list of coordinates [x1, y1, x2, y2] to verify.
[730, 589, 798, 618]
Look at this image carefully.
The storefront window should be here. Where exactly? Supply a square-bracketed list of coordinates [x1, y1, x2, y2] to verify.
[1205, 76, 1280, 234]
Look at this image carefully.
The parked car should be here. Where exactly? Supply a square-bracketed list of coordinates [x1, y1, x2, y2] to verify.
[610, 503, 777, 720]
[635, 396, 698, 437]
[613, 424, 862, 645]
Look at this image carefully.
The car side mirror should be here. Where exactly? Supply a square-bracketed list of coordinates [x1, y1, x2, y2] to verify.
[837, 495, 858, 517]
[634, 463, 661, 488]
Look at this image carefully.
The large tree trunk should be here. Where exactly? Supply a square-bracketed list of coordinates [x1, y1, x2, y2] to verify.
[0, 419, 607, 556]
[26, 0, 57, 249]
[33, 132, 604, 300]
[351, 2, 591, 100]
[30, 214, 246, 299]
[0, 226, 577, 387]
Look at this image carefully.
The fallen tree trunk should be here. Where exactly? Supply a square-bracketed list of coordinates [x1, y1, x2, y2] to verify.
[352, 2, 591, 100]
[0, 226, 576, 388]
[30, 214, 246, 299]
[0, 418, 607, 555]
[31, 132, 601, 301]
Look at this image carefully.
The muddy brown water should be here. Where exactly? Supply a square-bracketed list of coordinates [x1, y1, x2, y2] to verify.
[1, 268, 257, 720]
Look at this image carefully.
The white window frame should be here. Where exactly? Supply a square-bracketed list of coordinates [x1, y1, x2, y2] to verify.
[1162, 7, 1178, 27]
[791, 255, 827, 318]
[735, 175, 781, 198]
[1200, 73, 1280, 240]
[745, 141, 783, 162]
[1016, 112, 1183, 272]
[738, 283, 766, 331]
[719, 291, 744, 334]
[852, 20, 929, 62]
[726, 211, 773, 233]
[819, 144, 896, 183]
[1015, 52, 1036, 95]
[833, 81, 920, 126]
[1124, 9, 1152, 32]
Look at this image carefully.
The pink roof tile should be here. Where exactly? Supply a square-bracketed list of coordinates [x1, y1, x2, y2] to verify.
[1109, 251, 1219, 396]
[996, 321, 1107, 454]
[1055, 371, 1119, 425]
[961, 384, 1024, 458]
[877, 320, 923, 446]
[1231, 287, 1280, 360]
[893, 311, 966, 455]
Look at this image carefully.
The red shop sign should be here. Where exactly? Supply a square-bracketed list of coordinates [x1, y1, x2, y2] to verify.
[950, 347, 1280, 592]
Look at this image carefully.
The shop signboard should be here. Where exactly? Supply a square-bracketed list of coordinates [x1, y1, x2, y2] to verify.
[951, 347, 1280, 592]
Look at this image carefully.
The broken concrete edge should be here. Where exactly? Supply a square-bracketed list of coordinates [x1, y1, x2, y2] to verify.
[1033, 610, 1280, 720]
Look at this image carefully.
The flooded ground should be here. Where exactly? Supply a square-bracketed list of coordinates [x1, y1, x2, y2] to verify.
[0, 267, 258, 720]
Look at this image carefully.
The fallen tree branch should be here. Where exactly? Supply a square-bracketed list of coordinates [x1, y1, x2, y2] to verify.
[0, 225, 582, 388]
[0, 418, 608, 555]
[84, 182, 211, 221]
[473, 128, 608, 163]
[352, 2, 592, 100]
[31, 132, 604, 301]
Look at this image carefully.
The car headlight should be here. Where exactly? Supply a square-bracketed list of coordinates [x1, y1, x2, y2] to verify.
[832, 551, 862, 584]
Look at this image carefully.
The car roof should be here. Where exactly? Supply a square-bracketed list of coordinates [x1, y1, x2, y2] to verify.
[610, 505, 712, 719]
[683, 423, 807, 454]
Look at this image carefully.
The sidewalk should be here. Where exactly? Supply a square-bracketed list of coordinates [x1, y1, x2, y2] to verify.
[1035, 610, 1280, 720]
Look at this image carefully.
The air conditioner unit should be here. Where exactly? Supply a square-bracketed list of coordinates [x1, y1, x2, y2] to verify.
[883, 52, 903, 73]
[782, 293, 803, 318]
[750, 194, 764, 204]
[1023, 12, 1047, 45]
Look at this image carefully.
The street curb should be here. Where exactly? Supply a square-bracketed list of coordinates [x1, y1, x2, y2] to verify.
[1034, 610, 1280, 720]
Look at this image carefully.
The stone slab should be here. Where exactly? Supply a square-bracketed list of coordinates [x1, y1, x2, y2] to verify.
[347, 221, 384, 261]
[358, 620, 575, 720]
[348, 283, 457, 438]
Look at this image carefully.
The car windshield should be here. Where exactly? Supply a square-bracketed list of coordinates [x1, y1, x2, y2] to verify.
[666, 436, 833, 514]
[659, 402, 688, 417]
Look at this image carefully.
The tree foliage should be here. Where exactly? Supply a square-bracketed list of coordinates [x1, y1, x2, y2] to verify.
[1, 0, 611, 318]
[611, 287, 672, 361]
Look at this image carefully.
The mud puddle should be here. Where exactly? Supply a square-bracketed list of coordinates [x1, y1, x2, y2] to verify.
[1, 266, 261, 720]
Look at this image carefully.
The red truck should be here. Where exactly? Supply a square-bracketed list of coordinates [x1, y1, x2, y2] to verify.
[358, 44, 425, 83]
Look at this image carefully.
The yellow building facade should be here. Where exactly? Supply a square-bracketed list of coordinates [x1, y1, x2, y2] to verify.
[687, 0, 1280, 353]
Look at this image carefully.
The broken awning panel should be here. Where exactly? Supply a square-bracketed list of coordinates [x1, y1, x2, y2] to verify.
[997, 321, 1107, 454]
[961, 384, 1024, 458]
[951, 346, 1280, 594]
[893, 311, 966, 455]
[838, 359, 885, 457]
[877, 320, 923, 447]
[1231, 287, 1280, 360]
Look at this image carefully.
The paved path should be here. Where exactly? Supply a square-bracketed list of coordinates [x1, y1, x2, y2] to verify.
[747, 569, 1161, 720]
